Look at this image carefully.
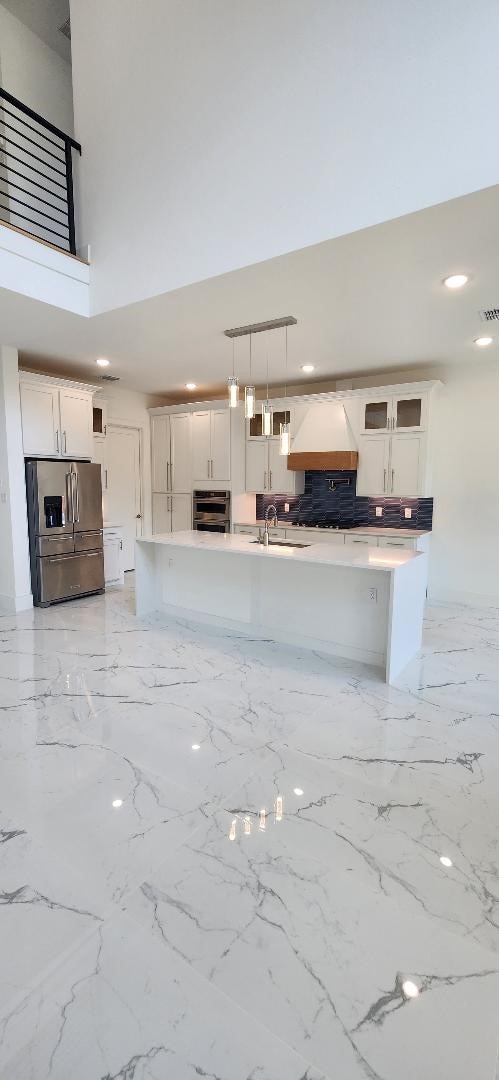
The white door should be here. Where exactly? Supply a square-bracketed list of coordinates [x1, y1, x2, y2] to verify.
[20, 383, 59, 456]
[192, 411, 211, 482]
[389, 433, 424, 496]
[170, 413, 191, 492]
[59, 389, 93, 458]
[152, 493, 171, 534]
[106, 425, 142, 570]
[245, 440, 268, 492]
[210, 409, 230, 481]
[103, 538, 122, 585]
[171, 493, 192, 531]
[356, 434, 391, 496]
[151, 415, 170, 493]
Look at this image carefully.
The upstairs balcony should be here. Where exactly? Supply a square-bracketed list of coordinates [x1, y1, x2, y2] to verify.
[0, 87, 88, 316]
[0, 85, 80, 256]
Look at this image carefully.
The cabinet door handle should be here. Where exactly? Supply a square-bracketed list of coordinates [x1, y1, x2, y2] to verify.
[105, 468, 108, 490]
[55, 429, 60, 453]
[166, 461, 170, 490]
[269, 469, 272, 490]
[211, 459, 214, 478]
[207, 459, 210, 478]
[383, 468, 387, 493]
[391, 468, 395, 493]
[264, 470, 267, 491]
[62, 430, 67, 454]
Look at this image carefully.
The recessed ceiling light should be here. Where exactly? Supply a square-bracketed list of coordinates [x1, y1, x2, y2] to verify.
[293, 787, 304, 796]
[301, 364, 315, 374]
[191, 743, 201, 751]
[439, 855, 453, 868]
[96, 357, 110, 367]
[443, 274, 469, 290]
[474, 336, 493, 348]
[402, 979, 420, 999]
[112, 798, 123, 808]
[185, 382, 197, 390]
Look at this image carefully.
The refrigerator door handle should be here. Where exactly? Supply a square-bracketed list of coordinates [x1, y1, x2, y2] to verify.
[73, 472, 80, 523]
[66, 471, 74, 523]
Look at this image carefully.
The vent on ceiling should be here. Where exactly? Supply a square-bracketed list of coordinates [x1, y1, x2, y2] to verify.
[479, 308, 499, 322]
[58, 17, 71, 40]
[100, 374, 120, 382]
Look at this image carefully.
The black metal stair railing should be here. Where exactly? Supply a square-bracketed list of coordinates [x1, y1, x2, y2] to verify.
[0, 86, 81, 255]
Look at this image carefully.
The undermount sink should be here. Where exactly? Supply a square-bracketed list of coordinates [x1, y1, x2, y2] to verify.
[251, 538, 311, 549]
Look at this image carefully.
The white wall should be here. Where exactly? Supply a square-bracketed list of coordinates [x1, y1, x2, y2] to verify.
[70, 0, 499, 314]
[0, 346, 32, 611]
[0, 4, 73, 134]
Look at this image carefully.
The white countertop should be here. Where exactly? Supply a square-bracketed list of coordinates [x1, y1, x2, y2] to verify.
[138, 530, 420, 573]
[236, 521, 430, 539]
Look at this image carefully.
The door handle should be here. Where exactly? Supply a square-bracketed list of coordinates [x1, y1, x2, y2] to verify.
[55, 429, 60, 453]
[73, 473, 80, 523]
[48, 552, 100, 563]
[166, 461, 170, 491]
[66, 472, 74, 523]
[269, 469, 272, 490]
[62, 430, 67, 454]
[104, 468, 108, 489]
[391, 468, 395, 493]
[207, 459, 210, 478]
[264, 471, 267, 491]
[136, 513, 142, 519]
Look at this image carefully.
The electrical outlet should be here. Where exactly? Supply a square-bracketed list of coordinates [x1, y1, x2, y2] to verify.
[368, 587, 377, 602]
[404, 507, 412, 519]
[168, 558, 174, 567]
[284, 502, 289, 513]
[375, 506, 383, 517]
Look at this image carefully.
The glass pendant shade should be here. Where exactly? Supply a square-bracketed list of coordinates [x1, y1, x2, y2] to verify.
[262, 400, 273, 437]
[228, 376, 239, 408]
[279, 421, 291, 456]
[244, 385, 256, 420]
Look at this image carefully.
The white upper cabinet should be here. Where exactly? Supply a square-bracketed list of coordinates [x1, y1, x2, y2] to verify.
[357, 431, 426, 496]
[20, 375, 95, 459]
[245, 438, 304, 495]
[356, 434, 391, 496]
[361, 392, 428, 434]
[59, 389, 93, 458]
[20, 381, 59, 457]
[170, 414, 192, 492]
[192, 409, 230, 482]
[191, 411, 211, 481]
[389, 433, 425, 496]
[210, 409, 230, 481]
[151, 413, 191, 493]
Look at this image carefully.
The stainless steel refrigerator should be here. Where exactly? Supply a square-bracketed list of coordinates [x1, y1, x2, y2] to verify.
[26, 460, 105, 606]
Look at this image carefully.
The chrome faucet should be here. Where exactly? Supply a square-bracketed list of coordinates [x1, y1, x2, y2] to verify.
[259, 504, 278, 546]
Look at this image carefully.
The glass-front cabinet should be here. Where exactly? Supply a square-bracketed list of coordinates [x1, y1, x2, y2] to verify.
[361, 393, 427, 434]
[247, 410, 290, 439]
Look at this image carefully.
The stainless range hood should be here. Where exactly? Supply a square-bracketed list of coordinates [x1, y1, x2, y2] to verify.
[287, 402, 358, 471]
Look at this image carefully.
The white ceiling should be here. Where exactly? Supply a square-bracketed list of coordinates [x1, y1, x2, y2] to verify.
[1, 0, 71, 62]
[2, 183, 499, 397]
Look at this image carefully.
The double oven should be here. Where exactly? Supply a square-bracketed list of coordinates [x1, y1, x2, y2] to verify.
[193, 490, 231, 533]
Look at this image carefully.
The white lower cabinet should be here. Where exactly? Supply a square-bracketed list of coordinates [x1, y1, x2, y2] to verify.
[357, 431, 426, 497]
[103, 528, 124, 586]
[153, 493, 192, 534]
[245, 439, 304, 495]
[289, 529, 344, 545]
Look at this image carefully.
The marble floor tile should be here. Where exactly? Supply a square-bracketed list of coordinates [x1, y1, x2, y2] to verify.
[1, 582, 499, 1077]
[1, 914, 328, 1080]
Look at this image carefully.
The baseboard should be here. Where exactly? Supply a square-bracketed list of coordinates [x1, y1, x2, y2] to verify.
[0, 592, 33, 613]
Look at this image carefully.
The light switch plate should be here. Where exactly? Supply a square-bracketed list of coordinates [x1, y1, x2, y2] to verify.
[375, 506, 383, 517]
[404, 507, 412, 519]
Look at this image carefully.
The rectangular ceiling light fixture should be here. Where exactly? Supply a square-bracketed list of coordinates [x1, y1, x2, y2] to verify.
[224, 316, 297, 338]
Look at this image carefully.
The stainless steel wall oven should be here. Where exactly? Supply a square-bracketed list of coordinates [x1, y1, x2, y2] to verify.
[193, 490, 231, 533]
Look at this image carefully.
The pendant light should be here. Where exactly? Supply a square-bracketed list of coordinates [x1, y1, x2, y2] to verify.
[261, 332, 273, 437]
[244, 333, 256, 420]
[279, 325, 291, 456]
[228, 338, 239, 408]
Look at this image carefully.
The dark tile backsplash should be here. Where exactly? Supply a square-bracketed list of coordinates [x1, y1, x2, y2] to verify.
[256, 471, 433, 530]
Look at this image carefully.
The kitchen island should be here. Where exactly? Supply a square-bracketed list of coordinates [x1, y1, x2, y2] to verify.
[135, 531, 427, 683]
